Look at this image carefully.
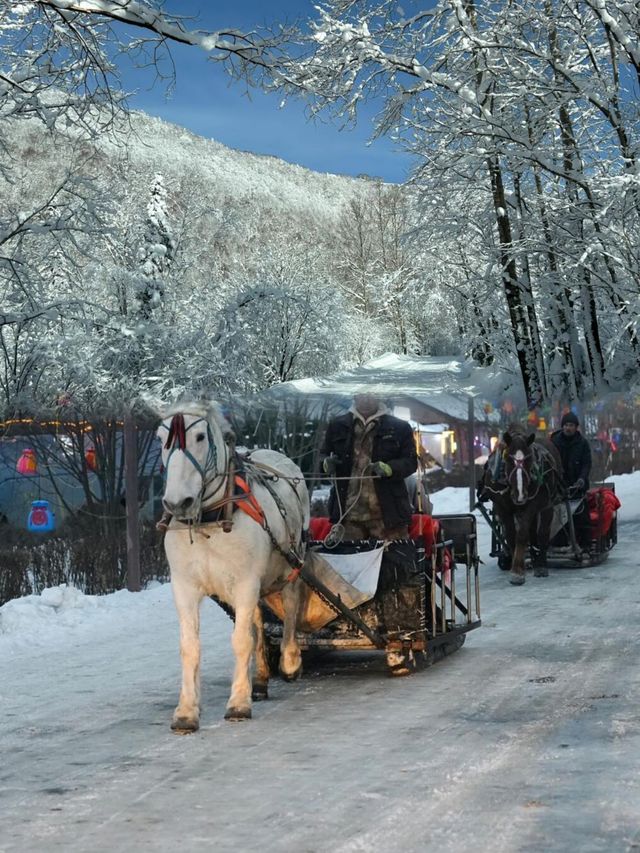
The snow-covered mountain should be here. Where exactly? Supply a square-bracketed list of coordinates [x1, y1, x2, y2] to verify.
[6, 105, 383, 289]
[114, 110, 370, 219]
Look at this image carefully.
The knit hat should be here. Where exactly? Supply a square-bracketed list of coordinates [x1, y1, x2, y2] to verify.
[561, 411, 579, 426]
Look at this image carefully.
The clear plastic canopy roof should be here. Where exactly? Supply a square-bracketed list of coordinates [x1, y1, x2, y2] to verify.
[264, 354, 524, 424]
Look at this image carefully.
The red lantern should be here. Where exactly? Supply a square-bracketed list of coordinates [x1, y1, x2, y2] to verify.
[17, 448, 38, 475]
[85, 446, 97, 472]
[527, 410, 538, 426]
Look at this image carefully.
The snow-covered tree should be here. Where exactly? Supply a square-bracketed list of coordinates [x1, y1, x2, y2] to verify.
[278, 0, 640, 403]
[136, 174, 175, 319]
[0, 0, 296, 416]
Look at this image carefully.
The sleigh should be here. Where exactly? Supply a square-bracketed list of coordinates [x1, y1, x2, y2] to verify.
[478, 483, 619, 571]
[261, 513, 481, 676]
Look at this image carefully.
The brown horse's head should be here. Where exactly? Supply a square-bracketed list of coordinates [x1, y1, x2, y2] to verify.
[503, 425, 536, 506]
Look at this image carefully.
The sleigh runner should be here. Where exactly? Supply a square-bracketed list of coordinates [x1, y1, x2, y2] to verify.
[261, 512, 481, 676]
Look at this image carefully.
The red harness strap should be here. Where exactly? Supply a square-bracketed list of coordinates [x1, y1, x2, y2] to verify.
[233, 475, 265, 526]
[216, 475, 301, 583]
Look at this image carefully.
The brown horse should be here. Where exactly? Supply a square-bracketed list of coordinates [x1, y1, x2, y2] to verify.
[479, 425, 563, 586]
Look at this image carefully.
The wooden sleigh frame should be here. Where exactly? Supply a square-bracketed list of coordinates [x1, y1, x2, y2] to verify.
[261, 513, 482, 675]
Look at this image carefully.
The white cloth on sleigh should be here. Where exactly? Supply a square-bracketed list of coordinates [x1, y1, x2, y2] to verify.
[319, 546, 385, 602]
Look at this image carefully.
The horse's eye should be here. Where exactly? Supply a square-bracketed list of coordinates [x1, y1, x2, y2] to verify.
[196, 433, 206, 442]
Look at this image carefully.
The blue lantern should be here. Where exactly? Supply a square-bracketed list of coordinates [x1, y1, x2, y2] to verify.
[27, 500, 55, 533]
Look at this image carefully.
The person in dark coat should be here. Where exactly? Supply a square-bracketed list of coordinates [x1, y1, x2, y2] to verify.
[551, 412, 592, 492]
[551, 411, 593, 551]
[320, 392, 417, 540]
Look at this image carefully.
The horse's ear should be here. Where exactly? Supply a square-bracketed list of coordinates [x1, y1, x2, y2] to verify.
[503, 432, 512, 446]
[527, 433, 535, 445]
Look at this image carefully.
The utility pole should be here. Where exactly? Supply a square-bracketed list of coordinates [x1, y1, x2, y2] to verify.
[124, 408, 141, 592]
[468, 395, 476, 512]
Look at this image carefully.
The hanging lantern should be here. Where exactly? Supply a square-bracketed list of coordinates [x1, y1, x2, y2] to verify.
[483, 402, 493, 415]
[27, 500, 55, 533]
[17, 448, 38, 475]
[527, 410, 538, 426]
[85, 446, 97, 471]
[539, 417, 547, 431]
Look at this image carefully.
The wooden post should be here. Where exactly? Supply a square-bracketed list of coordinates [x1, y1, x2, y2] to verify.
[468, 395, 476, 512]
[124, 408, 141, 592]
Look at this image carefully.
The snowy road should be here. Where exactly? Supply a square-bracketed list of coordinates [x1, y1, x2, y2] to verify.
[2, 514, 640, 852]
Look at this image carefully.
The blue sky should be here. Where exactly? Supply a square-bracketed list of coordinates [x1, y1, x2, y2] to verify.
[118, 0, 413, 183]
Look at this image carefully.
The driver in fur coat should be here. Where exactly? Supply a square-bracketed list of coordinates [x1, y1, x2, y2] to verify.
[320, 392, 418, 540]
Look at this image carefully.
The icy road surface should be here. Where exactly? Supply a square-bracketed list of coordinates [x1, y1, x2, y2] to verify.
[1, 518, 639, 852]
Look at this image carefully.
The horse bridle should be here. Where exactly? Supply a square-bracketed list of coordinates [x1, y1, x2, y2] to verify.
[506, 447, 546, 502]
[159, 413, 229, 508]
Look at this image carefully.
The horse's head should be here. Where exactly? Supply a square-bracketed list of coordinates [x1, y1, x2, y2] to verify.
[157, 402, 231, 520]
[503, 428, 536, 506]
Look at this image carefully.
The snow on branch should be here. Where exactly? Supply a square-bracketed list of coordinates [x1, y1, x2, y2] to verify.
[36, 0, 286, 67]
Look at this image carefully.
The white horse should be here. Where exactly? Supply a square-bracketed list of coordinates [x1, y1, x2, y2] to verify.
[158, 401, 309, 732]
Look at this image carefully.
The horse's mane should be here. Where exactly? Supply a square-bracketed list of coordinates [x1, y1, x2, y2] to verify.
[161, 399, 234, 440]
[504, 421, 530, 437]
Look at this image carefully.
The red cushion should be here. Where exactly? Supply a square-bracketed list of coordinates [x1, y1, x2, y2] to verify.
[309, 517, 333, 541]
[587, 488, 620, 537]
[409, 514, 439, 550]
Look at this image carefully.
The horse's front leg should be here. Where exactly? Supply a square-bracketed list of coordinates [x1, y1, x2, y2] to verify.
[510, 514, 530, 586]
[252, 604, 270, 702]
[497, 510, 516, 574]
[225, 591, 259, 721]
[279, 576, 303, 682]
[534, 507, 554, 577]
[171, 582, 202, 733]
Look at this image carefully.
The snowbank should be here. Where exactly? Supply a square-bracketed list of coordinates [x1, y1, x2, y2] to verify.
[0, 581, 175, 654]
[605, 470, 640, 522]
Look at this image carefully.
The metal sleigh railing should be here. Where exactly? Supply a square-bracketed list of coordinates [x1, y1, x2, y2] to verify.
[278, 513, 483, 657]
[429, 513, 481, 647]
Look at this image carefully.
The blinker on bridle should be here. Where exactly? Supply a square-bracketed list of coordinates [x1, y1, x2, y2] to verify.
[159, 413, 218, 483]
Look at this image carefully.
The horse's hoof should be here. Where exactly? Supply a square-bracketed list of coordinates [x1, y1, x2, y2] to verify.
[224, 706, 252, 721]
[386, 648, 416, 676]
[387, 659, 415, 677]
[252, 682, 269, 701]
[171, 716, 199, 734]
[509, 572, 526, 586]
[497, 554, 512, 571]
[279, 663, 302, 683]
